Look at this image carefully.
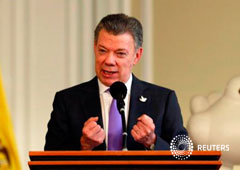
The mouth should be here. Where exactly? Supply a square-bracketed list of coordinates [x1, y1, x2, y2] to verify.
[102, 69, 118, 76]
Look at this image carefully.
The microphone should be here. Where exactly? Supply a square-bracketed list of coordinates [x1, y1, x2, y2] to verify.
[110, 81, 127, 113]
[110, 81, 128, 151]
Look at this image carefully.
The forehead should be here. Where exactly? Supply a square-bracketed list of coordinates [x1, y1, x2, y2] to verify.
[96, 29, 135, 49]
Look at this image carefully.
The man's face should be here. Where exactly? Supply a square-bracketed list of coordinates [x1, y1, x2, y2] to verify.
[94, 29, 142, 87]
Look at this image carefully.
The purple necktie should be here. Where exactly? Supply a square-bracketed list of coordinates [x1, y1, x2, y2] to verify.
[108, 99, 123, 150]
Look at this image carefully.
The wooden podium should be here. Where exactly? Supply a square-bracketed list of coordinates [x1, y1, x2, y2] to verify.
[28, 151, 221, 170]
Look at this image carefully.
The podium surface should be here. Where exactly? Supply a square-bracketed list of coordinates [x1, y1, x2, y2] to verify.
[29, 151, 221, 170]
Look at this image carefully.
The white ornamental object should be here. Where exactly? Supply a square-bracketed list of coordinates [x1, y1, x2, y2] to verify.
[187, 76, 240, 170]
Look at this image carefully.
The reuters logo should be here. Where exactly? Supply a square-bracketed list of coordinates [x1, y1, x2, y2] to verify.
[170, 135, 194, 160]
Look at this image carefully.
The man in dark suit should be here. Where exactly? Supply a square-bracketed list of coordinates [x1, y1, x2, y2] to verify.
[44, 13, 187, 151]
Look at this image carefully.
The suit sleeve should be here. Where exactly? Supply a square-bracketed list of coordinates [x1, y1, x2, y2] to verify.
[154, 91, 188, 150]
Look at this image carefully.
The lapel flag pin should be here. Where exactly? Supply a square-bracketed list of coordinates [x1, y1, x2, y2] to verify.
[139, 96, 147, 102]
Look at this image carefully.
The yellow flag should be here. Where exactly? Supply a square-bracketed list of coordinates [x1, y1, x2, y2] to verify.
[0, 72, 21, 170]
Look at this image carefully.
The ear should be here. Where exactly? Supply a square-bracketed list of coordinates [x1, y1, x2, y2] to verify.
[133, 47, 143, 65]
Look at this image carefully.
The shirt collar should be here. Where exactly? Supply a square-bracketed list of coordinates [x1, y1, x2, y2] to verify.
[98, 74, 132, 94]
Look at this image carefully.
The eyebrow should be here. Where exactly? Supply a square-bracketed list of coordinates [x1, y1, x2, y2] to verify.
[98, 45, 107, 49]
[116, 49, 128, 52]
[98, 45, 129, 53]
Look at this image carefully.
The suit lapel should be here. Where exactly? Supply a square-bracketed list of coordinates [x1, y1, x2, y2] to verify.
[83, 77, 103, 126]
[127, 75, 151, 149]
[82, 77, 106, 150]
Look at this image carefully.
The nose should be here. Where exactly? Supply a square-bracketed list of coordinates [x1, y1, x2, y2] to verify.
[104, 52, 116, 66]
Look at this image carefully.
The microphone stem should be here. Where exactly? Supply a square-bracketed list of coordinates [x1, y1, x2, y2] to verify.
[119, 109, 128, 151]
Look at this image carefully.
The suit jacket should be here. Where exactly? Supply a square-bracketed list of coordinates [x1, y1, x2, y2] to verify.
[44, 75, 187, 150]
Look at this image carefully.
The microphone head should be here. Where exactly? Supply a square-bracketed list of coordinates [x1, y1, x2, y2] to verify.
[110, 81, 127, 100]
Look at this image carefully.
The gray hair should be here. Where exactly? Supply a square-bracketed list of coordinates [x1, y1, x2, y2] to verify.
[94, 13, 143, 50]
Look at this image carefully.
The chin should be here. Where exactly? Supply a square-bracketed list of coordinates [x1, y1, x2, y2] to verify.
[105, 81, 115, 87]
[101, 79, 118, 87]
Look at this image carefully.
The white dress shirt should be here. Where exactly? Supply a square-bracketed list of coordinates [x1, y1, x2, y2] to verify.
[98, 74, 132, 150]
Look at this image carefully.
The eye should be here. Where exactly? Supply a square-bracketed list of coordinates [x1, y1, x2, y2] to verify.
[99, 49, 106, 54]
[117, 52, 127, 57]
[238, 88, 240, 94]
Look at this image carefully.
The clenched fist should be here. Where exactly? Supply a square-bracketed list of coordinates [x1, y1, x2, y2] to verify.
[131, 114, 156, 149]
[80, 117, 105, 150]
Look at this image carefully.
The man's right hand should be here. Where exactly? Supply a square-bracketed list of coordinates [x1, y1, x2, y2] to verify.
[80, 117, 105, 150]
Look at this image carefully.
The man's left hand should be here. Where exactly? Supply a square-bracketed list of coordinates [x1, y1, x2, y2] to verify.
[131, 114, 156, 149]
